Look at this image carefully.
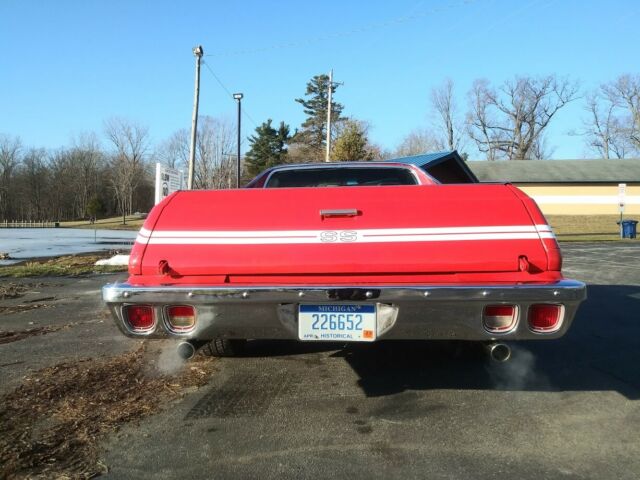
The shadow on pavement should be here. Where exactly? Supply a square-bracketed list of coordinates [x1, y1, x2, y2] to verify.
[238, 284, 640, 400]
[240, 339, 346, 357]
[342, 284, 640, 399]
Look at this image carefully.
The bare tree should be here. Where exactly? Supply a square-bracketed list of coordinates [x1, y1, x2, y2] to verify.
[364, 143, 392, 161]
[394, 128, 443, 157]
[0, 132, 137, 223]
[47, 149, 75, 220]
[156, 129, 190, 170]
[467, 75, 579, 160]
[430, 79, 465, 152]
[530, 133, 555, 161]
[19, 148, 49, 220]
[467, 79, 501, 161]
[604, 75, 640, 154]
[195, 117, 236, 189]
[67, 133, 105, 218]
[578, 75, 640, 158]
[104, 118, 150, 222]
[581, 91, 628, 159]
[157, 117, 236, 189]
[0, 134, 22, 220]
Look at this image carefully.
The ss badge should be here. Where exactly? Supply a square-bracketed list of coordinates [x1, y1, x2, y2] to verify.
[320, 230, 358, 243]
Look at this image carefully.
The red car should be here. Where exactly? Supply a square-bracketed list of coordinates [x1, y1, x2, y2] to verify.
[103, 162, 586, 360]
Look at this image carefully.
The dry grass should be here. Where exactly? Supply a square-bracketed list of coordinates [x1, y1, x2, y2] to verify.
[0, 345, 216, 479]
[547, 215, 632, 242]
[60, 216, 145, 231]
[59, 214, 635, 240]
[0, 254, 127, 278]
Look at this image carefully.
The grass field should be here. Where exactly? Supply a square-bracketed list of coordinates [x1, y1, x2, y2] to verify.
[547, 215, 633, 241]
[59, 214, 637, 242]
[60, 215, 144, 230]
[0, 215, 633, 278]
[0, 254, 127, 277]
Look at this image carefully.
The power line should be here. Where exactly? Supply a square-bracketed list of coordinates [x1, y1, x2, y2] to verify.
[427, 0, 553, 66]
[202, 61, 259, 129]
[204, 0, 478, 58]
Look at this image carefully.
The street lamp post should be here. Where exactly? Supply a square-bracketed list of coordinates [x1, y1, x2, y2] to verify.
[233, 93, 243, 188]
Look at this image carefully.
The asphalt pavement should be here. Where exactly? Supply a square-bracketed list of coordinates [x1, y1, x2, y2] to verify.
[2, 242, 640, 479]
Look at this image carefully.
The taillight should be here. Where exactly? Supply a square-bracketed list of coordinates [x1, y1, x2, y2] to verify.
[529, 304, 563, 333]
[483, 305, 517, 333]
[124, 305, 155, 332]
[166, 305, 196, 332]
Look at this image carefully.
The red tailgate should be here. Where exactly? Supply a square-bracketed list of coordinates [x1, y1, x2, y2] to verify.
[132, 184, 554, 283]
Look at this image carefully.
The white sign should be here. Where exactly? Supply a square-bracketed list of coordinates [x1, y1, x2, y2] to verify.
[155, 163, 184, 205]
[619, 183, 627, 206]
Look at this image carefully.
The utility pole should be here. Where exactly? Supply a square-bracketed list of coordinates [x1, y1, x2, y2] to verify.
[325, 69, 333, 162]
[187, 45, 204, 190]
[233, 93, 243, 188]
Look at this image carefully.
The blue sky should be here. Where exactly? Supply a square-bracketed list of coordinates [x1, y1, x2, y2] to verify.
[1, 0, 639, 159]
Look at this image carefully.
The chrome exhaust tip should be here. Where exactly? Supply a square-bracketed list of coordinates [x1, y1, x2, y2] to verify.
[177, 341, 196, 360]
[486, 342, 511, 362]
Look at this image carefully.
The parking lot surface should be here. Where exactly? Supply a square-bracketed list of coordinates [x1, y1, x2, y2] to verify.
[2, 242, 640, 479]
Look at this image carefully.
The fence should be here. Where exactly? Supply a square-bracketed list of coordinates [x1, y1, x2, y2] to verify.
[0, 221, 58, 228]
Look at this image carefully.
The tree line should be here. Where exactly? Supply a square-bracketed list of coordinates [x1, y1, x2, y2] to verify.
[0, 127, 153, 223]
[244, 73, 640, 172]
[1, 73, 638, 222]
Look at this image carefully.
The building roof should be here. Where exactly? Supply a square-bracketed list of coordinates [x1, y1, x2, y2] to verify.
[391, 151, 458, 165]
[388, 151, 478, 183]
[469, 159, 640, 183]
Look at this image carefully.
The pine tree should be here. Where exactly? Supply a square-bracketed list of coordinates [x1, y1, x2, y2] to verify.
[293, 74, 344, 158]
[331, 120, 374, 161]
[244, 119, 291, 176]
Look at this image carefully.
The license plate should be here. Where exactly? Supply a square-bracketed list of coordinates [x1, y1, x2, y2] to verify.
[298, 304, 376, 342]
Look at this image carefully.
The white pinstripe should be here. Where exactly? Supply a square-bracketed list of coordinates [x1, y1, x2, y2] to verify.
[134, 225, 556, 245]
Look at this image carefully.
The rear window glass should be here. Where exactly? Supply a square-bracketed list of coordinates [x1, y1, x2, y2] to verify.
[265, 167, 417, 188]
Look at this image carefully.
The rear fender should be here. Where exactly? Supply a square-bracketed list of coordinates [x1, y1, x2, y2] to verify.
[128, 192, 181, 276]
[507, 185, 562, 271]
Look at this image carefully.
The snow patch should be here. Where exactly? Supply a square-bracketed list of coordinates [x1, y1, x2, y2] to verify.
[95, 254, 130, 266]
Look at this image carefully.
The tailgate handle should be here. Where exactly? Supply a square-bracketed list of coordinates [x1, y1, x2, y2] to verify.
[320, 209, 360, 218]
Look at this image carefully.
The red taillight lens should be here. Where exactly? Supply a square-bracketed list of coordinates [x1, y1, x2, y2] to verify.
[166, 305, 196, 332]
[483, 305, 517, 332]
[124, 305, 155, 332]
[529, 304, 563, 333]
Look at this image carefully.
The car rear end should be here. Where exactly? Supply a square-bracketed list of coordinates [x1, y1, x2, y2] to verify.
[103, 181, 586, 349]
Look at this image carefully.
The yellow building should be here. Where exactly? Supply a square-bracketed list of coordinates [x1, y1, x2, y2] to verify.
[469, 160, 640, 216]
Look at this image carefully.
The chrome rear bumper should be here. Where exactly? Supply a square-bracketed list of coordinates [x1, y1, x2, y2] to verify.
[103, 280, 586, 341]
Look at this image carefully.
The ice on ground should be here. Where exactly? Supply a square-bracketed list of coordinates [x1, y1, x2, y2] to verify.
[95, 254, 130, 266]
